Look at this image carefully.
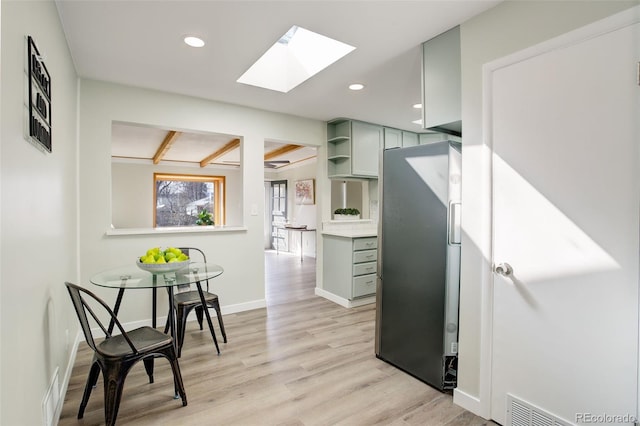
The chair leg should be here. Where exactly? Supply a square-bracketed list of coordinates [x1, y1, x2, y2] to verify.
[201, 305, 220, 354]
[163, 346, 188, 407]
[176, 305, 190, 358]
[163, 314, 170, 334]
[143, 357, 155, 383]
[78, 361, 101, 419]
[102, 360, 132, 426]
[211, 300, 227, 343]
[195, 305, 204, 330]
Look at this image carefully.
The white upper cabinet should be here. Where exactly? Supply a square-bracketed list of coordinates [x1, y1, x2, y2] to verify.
[327, 119, 382, 179]
[351, 121, 382, 177]
[401, 131, 419, 147]
[422, 26, 461, 135]
[384, 128, 419, 149]
[383, 127, 402, 149]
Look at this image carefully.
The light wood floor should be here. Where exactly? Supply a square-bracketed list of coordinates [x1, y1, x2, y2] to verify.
[59, 250, 496, 425]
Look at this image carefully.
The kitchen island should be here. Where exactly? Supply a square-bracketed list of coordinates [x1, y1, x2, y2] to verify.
[317, 223, 378, 308]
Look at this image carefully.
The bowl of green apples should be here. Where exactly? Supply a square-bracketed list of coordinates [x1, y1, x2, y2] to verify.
[137, 247, 190, 273]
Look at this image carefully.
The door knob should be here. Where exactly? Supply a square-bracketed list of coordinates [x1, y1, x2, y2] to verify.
[494, 262, 513, 277]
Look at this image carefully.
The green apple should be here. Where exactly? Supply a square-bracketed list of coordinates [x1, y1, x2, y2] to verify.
[146, 247, 160, 257]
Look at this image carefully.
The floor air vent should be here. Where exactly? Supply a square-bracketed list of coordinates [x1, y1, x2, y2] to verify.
[507, 395, 570, 426]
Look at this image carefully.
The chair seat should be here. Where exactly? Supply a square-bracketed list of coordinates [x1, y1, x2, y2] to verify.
[98, 327, 172, 358]
[174, 290, 218, 306]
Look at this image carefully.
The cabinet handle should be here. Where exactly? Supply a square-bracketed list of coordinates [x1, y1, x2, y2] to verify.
[366, 254, 374, 258]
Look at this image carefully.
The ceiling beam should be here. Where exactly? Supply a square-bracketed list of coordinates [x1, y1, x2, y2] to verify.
[200, 138, 240, 167]
[152, 130, 182, 164]
[264, 144, 302, 161]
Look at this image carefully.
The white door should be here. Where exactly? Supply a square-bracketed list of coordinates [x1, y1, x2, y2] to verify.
[490, 19, 639, 425]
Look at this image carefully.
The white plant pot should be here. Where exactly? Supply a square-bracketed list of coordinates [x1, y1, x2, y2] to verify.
[334, 214, 361, 220]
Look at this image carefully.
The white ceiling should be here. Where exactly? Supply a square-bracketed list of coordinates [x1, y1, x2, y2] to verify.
[55, 0, 501, 133]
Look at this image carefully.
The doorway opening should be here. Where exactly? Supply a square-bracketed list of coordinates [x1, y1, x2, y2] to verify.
[262, 142, 318, 306]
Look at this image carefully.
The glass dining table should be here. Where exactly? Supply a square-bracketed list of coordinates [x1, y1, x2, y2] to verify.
[90, 261, 224, 357]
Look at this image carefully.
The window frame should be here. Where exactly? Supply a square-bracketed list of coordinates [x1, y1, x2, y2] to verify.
[153, 172, 226, 228]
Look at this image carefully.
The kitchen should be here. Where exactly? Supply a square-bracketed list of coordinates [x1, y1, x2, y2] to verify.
[2, 1, 639, 425]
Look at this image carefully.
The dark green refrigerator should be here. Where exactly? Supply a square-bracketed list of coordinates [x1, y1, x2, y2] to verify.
[375, 141, 462, 390]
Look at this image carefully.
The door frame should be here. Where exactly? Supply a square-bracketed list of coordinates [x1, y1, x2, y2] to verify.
[469, 5, 640, 419]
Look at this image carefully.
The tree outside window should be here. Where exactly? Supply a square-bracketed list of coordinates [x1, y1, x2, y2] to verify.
[154, 173, 225, 227]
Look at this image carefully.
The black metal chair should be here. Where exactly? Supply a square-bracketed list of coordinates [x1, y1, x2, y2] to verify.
[65, 282, 187, 426]
[164, 247, 227, 357]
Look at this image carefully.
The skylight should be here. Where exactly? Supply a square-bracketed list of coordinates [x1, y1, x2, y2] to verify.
[237, 25, 356, 93]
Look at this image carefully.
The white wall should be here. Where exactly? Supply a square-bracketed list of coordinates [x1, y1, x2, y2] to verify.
[0, 1, 79, 424]
[111, 161, 242, 228]
[78, 79, 325, 325]
[455, 0, 639, 416]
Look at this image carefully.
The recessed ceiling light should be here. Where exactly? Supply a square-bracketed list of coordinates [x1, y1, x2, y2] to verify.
[184, 36, 205, 48]
[412, 119, 423, 126]
[413, 103, 422, 109]
[349, 83, 365, 91]
[237, 25, 356, 93]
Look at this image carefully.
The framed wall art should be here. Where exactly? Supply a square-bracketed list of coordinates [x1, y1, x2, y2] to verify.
[295, 179, 315, 205]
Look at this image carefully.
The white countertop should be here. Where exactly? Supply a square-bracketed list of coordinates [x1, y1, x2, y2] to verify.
[321, 219, 377, 238]
[322, 229, 377, 238]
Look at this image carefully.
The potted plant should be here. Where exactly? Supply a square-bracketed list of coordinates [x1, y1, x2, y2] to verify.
[195, 209, 214, 226]
[333, 207, 361, 220]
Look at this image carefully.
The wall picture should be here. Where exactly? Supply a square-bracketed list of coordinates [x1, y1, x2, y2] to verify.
[27, 36, 52, 152]
[295, 179, 315, 205]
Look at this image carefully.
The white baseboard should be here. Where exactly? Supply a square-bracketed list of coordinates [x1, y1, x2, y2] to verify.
[222, 298, 267, 315]
[314, 287, 375, 308]
[55, 330, 81, 425]
[454, 388, 490, 419]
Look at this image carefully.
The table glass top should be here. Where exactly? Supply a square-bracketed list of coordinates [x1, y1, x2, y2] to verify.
[90, 262, 223, 289]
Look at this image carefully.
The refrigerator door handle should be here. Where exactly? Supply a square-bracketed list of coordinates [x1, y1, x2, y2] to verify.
[448, 202, 461, 245]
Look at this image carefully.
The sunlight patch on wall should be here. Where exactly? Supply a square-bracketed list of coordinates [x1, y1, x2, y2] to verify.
[493, 154, 619, 283]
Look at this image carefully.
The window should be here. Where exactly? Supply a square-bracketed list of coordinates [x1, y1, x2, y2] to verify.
[154, 173, 225, 227]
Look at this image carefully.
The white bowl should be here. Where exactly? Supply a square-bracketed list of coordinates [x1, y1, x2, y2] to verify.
[136, 259, 190, 274]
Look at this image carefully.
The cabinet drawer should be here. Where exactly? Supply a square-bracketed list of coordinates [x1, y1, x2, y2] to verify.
[353, 237, 377, 251]
[353, 249, 377, 264]
[353, 274, 377, 298]
[353, 262, 377, 277]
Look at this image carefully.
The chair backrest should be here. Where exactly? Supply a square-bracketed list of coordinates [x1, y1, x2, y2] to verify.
[177, 247, 210, 292]
[65, 282, 138, 355]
